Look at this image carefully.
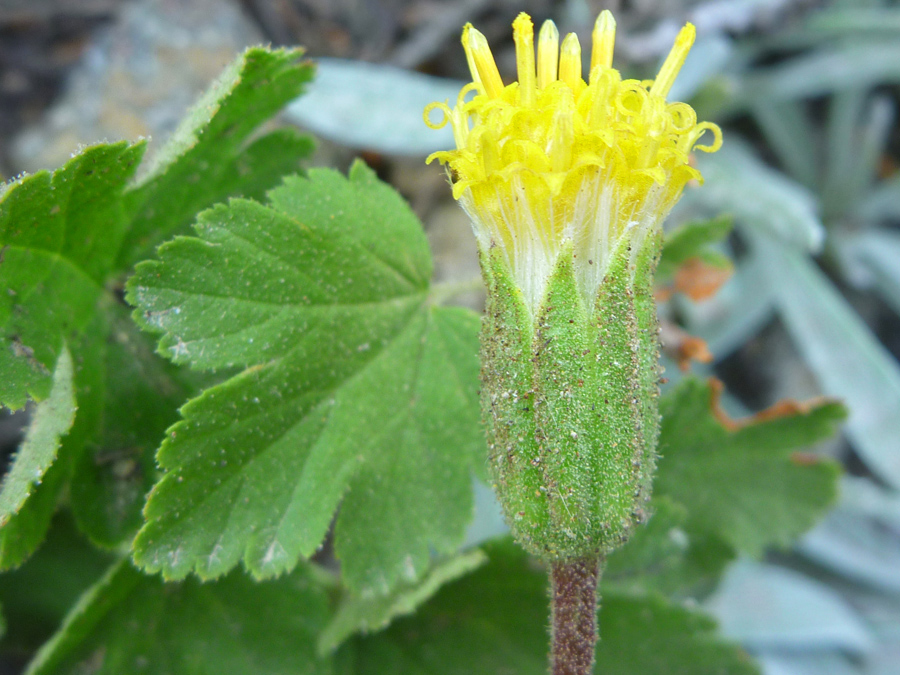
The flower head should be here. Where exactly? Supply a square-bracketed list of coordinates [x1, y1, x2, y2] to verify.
[425, 11, 722, 312]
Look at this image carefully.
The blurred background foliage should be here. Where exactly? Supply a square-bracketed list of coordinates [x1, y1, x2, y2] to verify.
[1, 0, 899, 674]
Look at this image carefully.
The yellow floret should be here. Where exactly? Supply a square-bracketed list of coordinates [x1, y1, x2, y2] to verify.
[425, 11, 722, 310]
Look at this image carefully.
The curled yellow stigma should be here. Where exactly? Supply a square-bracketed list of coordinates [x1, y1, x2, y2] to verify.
[425, 11, 722, 310]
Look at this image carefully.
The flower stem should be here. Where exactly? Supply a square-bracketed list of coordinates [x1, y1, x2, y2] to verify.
[550, 555, 602, 675]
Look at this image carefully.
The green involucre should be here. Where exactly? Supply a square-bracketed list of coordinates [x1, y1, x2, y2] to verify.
[480, 232, 662, 561]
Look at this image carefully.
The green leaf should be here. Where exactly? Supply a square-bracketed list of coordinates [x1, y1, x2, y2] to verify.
[68, 306, 197, 547]
[0, 46, 318, 561]
[654, 377, 844, 557]
[0, 309, 106, 568]
[0, 513, 115, 653]
[128, 162, 485, 594]
[658, 216, 734, 279]
[24, 560, 333, 675]
[0, 459, 67, 572]
[342, 540, 758, 675]
[319, 549, 487, 656]
[595, 594, 758, 675]
[0, 347, 75, 528]
[604, 497, 734, 597]
[118, 47, 315, 268]
[0, 141, 145, 409]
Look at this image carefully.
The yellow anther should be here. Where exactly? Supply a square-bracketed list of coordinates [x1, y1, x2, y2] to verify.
[650, 23, 695, 98]
[461, 24, 481, 90]
[466, 25, 505, 98]
[537, 20, 559, 89]
[513, 13, 536, 105]
[559, 33, 583, 90]
[590, 10, 616, 81]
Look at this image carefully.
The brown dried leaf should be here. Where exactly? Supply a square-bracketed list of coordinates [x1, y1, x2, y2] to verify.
[659, 321, 714, 372]
[708, 378, 837, 432]
[672, 258, 733, 301]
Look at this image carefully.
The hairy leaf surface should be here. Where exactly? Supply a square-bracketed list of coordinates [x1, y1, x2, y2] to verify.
[0, 46, 315, 562]
[119, 47, 315, 267]
[129, 163, 484, 594]
[655, 378, 844, 557]
[0, 142, 144, 409]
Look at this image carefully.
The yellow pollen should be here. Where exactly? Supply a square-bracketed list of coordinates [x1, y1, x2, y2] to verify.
[425, 11, 722, 309]
[590, 10, 616, 80]
[513, 13, 536, 106]
[537, 20, 559, 89]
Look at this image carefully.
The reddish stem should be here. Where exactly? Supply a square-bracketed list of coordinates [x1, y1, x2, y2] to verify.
[550, 556, 602, 675]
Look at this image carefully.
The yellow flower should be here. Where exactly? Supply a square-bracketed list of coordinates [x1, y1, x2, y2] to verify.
[425, 11, 722, 312]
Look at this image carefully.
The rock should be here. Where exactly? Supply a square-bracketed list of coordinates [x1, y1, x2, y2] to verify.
[11, 0, 262, 172]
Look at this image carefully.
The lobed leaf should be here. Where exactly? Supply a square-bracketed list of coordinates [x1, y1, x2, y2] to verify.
[0, 142, 145, 409]
[119, 47, 315, 267]
[0, 143, 143, 565]
[0, 46, 317, 562]
[654, 377, 844, 557]
[67, 307, 197, 547]
[129, 162, 485, 594]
